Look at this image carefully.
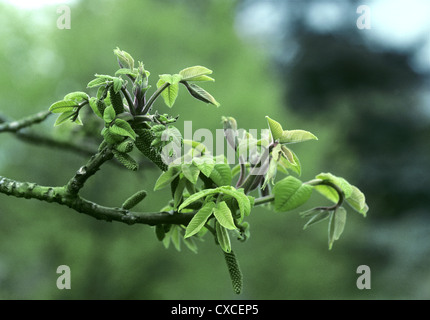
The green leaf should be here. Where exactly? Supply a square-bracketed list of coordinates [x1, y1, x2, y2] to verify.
[73, 114, 83, 126]
[265, 116, 284, 141]
[64, 91, 89, 103]
[159, 74, 182, 85]
[192, 156, 215, 177]
[96, 86, 106, 99]
[87, 77, 109, 88]
[273, 176, 313, 212]
[170, 225, 181, 251]
[49, 100, 77, 113]
[213, 201, 236, 230]
[346, 185, 369, 217]
[262, 158, 277, 189]
[115, 68, 137, 77]
[154, 165, 181, 191]
[89, 97, 103, 118]
[173, 178, 186, 210]
[183, 236, 198, 253]
[182, 82, 220, 107]
[114, 47, 135, 70]
[218, 186, 252, 219]
[280, 145, 296, 165]
[103, 105, 116, 124]
[179, 66, 213, 81]
[301, 209, 330, 229]
[160, 126, 183, 147]
[314, 185, 339, 203]
[113, 77, 123, 94]
[181, 163, 200, 184]
[216, 221, 231, 253]
[316, 173, 353, 199]
[54, 111, 75, 126]
[209, 163, 232, 187]
[87, 74, 114, 88]
[328, 207, 347, 250]
[155, 224, 165, 241]
[101, 127, 124, 145]
[279, 129, 318, 144]
[184, 202, 215, 238]
[333, 207, 347, 240]
[187, 75, 215, 82]
[111, 119, 136, 140]
[179, 188, 218, 211]
[157, 78, 179, 108]
[277, 148, 301, 176]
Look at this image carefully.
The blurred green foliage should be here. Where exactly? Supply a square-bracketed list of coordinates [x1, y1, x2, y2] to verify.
[1, 0, 424, 300]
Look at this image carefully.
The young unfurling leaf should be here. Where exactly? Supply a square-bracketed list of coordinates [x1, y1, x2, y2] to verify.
[49, 100, 77, 113]
[266, 116, 283, 141]
[179, 66, 214, 82]
[114, 47, 135, 70]
[54, 111, 75, 126]
[103, 105, 116, 124]
[154, 165, 181, 191]
[157, 74, 182, 108]
[182, 82, 220, 107]
[328, 207, 347, 250]
[346, 185, 369, 217]
[63, 91, 89, 103]
[216, 221, 231, 253]
[279, 129, 318, 144]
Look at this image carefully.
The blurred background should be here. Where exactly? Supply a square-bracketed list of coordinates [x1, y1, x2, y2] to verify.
[0, 0, 429, 299]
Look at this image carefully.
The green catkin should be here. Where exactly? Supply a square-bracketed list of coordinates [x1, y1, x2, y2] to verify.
[97, 99, 107, 116]
[135, 128, 168, 171]
[122, 190, 147, 210]
[115, 139, 134, 153]
[112, 150, 138, 171]
[223, 250, 243, 294]
[109, 86, 124, 114]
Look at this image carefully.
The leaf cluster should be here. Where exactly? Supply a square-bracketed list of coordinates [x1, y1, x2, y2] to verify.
[45, 48, 369, 294]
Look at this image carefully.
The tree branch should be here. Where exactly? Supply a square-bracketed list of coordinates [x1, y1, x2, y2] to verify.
[142, 82, 170, 114]
[0, 110, 51, 133]
[65, 146, 114, 196]
[15, 130, 97, 157]
[1, 111, 99, 157]
[0, 175, 195, 226]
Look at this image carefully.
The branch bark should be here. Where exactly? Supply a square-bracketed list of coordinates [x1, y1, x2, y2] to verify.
[0, 175, 195, 226]
[65, 146, 114, 196]
[0, 110, 51, 132]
